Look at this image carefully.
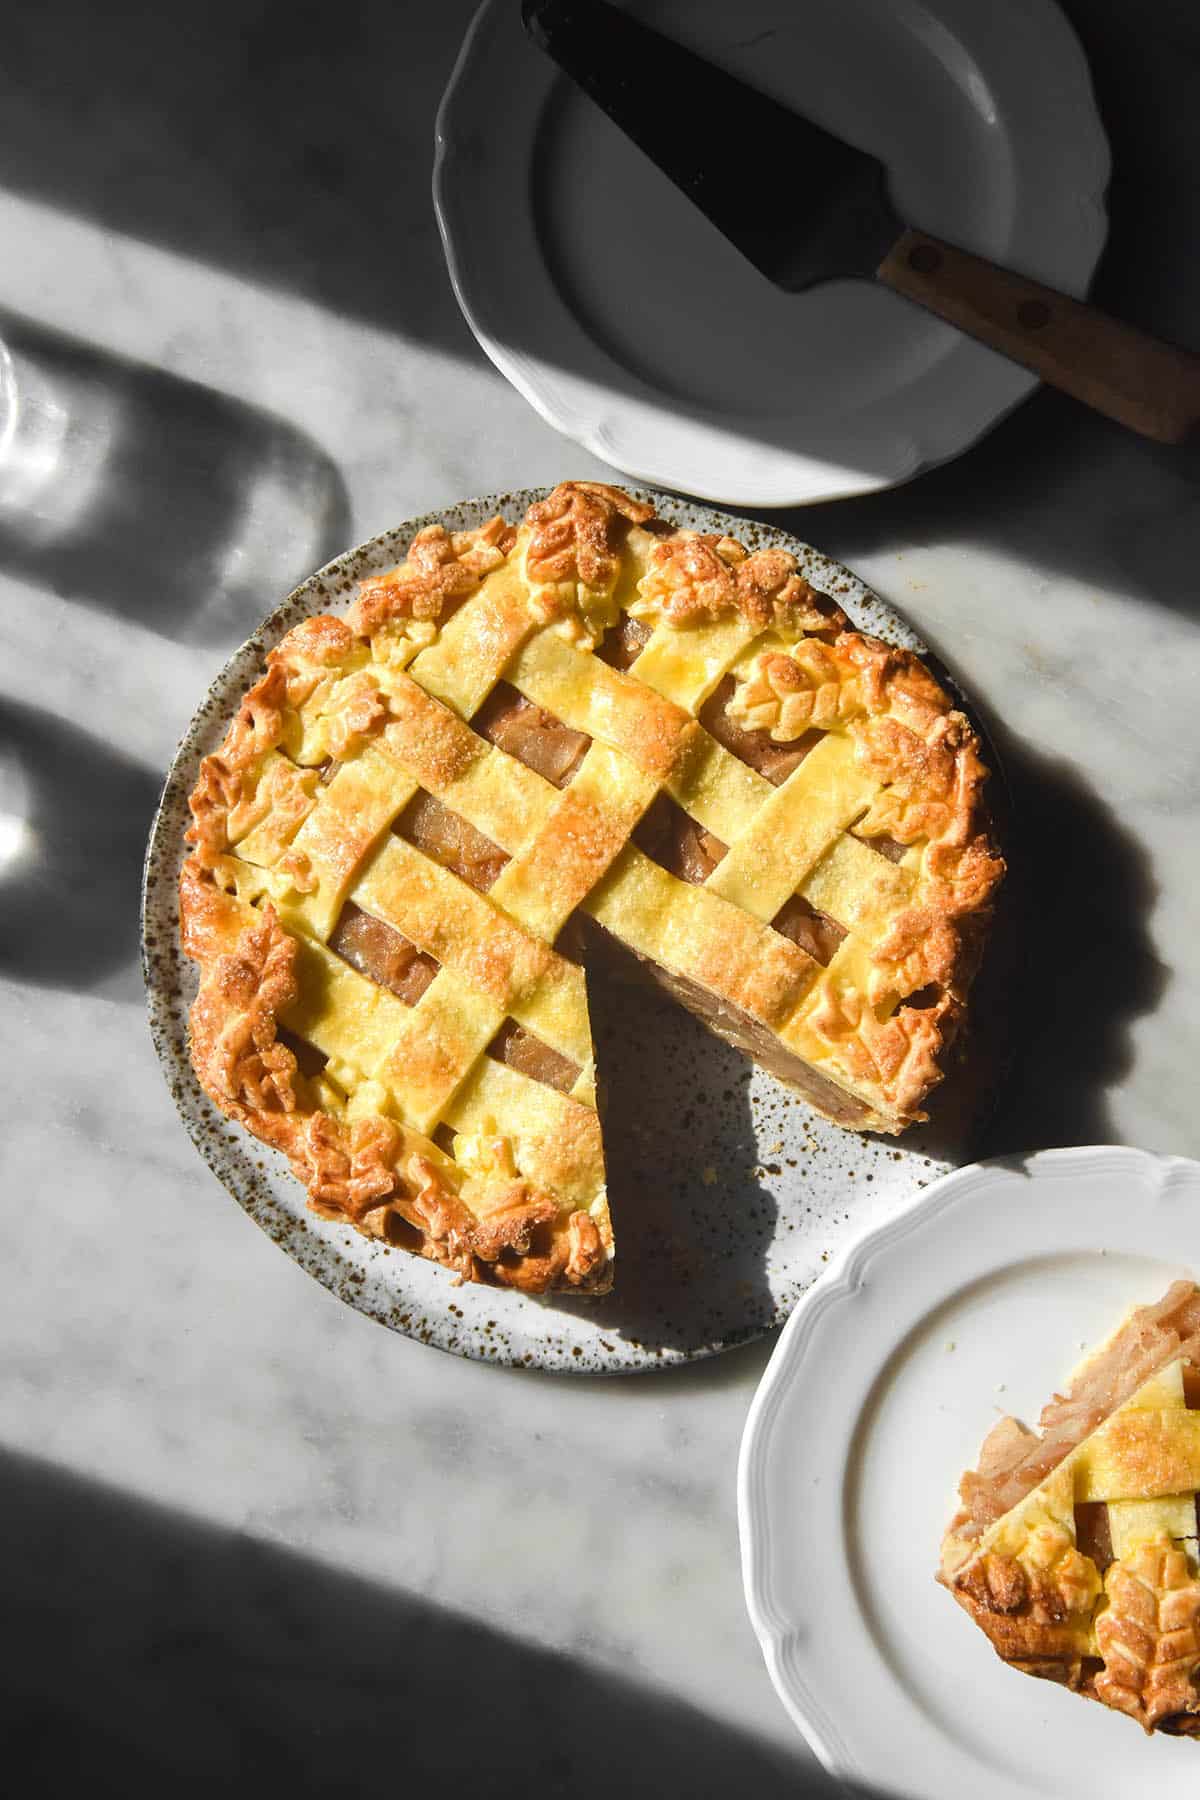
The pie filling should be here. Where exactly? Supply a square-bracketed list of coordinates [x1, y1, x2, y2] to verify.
[330, 901, 440, 1004]
[472, 682, 590, 789]
[596, 612, 651, 671]
[632, 791, 726, 885]
[699, 676, 824, 786]
[180, 482, 1003, 1294]
[486, 1018, 581, 1096]
[396, 789, 509, 892]
[942, 1282, 1200, 1735]
[769, 892, 847, 967]
[580, 922, 875, 1130]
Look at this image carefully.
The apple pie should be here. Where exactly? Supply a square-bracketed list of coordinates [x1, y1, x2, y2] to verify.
[179, 482, 1003, 1294]
[941, 1281, 1200, 1734]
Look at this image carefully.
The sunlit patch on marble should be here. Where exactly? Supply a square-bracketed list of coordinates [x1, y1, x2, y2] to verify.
[143, 487, 986, 1374]
[0, 744, 34, 874]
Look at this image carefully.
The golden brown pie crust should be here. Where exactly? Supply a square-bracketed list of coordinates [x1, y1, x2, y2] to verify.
[179, 483, 1004, 1294]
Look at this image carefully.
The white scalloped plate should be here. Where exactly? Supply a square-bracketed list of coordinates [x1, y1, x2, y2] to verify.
[434, 0, 1109, 507]
[738, 1146, 1200, 1799]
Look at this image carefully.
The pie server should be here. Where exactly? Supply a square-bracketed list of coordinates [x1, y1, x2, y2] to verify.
[522, 0, 1200, 444]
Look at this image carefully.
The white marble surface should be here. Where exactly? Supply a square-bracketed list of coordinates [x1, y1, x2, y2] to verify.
[1, 2, 1198, 1794]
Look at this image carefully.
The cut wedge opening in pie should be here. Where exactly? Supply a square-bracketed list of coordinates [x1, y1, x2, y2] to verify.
[179, 484, 1003, 1295]
[941, 1281, 1200, 1734]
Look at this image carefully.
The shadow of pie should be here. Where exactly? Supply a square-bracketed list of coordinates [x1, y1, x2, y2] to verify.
[177, 482, 1004, 1297]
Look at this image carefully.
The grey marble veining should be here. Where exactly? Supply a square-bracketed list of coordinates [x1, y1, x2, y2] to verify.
[1, 1, 1198, 1794]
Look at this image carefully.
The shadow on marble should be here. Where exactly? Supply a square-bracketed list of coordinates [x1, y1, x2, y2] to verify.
[1057, 0, 1200, 356]
[974, 722, 1166, 1156]
[3, 0, 1196, 533]
[0, 308, 352, 650]
[0, 696, 159, 993]
[0, 0, 484, 361]
[0, 1445, 887, 1800]
[758, 384, 1200, 629]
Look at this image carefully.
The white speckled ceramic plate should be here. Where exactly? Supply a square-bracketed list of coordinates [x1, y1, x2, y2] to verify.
[143, 487, 994, 1372]
[434, 0, 1109, 507]
[738, 1146, 1200, 1797]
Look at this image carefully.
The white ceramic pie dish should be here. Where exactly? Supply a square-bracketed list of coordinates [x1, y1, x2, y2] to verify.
[434, 0, 1110, 507]
[142, 485, 1000, 1373]
[738, 1144, 1200, 1800]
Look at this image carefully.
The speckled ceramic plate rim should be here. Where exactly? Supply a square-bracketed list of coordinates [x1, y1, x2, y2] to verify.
[737, 1145, 1200, 1797]
[143, 485, 957, 1374]
[433, 0, 1110, 508]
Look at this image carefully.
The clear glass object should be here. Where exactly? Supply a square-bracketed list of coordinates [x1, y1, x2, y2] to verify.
[0, 310, 350, 646]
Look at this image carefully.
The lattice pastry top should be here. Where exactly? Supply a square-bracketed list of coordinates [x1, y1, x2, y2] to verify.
[941, 1281, 1200, 1735]
[180, 482, 1003, 1294]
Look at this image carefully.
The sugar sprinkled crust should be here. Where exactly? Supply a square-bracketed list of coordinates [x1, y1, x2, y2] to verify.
[179, 483, 1004, 1293]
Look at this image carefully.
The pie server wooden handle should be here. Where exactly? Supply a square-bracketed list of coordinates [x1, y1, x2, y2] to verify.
[879, 229, 1200, 444]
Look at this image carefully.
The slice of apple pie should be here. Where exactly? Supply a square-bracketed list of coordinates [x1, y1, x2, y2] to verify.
[941, 1281, 1200, 1734]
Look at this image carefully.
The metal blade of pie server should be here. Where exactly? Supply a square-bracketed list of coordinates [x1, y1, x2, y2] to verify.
[521, 0, 904, 291]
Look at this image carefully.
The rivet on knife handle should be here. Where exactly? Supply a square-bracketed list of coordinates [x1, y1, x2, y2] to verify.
[878, 231, 1200, 444]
